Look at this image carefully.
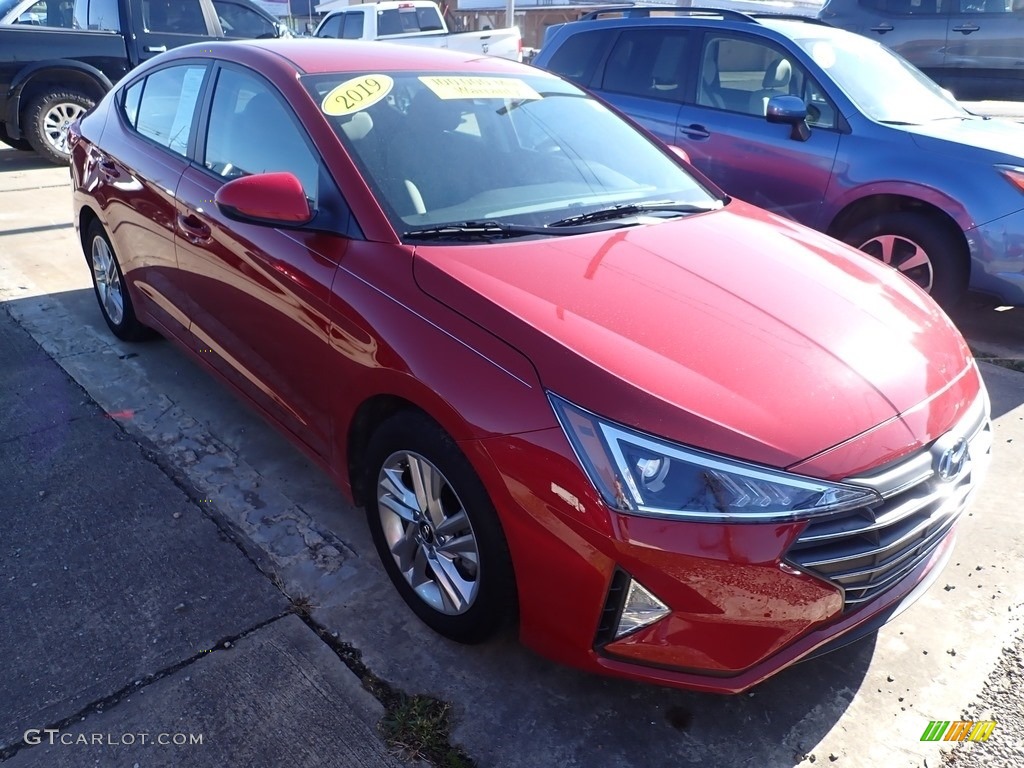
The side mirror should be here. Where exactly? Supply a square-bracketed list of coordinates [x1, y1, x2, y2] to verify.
[766, 95, 810, 142]
[215, 172, 313, 227]
[667, 144, 691, 165]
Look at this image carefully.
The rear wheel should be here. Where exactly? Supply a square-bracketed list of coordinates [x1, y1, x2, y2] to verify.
[841, 211, 968, 307]
[364, 411, 516, 644]
[85, 220, 152, 342]
[25, 88, 94, 165]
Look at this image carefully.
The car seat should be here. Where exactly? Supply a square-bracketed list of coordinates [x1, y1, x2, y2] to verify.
[748, 59, 792, 116]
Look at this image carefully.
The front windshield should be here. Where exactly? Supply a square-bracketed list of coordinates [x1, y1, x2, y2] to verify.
[304, 71, 719, 235]
[790, 32, 967, 124]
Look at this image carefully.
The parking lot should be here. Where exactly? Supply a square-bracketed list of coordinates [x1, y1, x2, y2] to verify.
[1, 130, 1023, 768]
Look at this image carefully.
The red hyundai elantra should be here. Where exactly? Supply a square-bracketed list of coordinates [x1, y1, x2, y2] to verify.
[69, 40, 991, 693]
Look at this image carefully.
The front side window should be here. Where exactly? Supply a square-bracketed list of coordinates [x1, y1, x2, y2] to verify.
[142, 0, 208, 34]
[602, 29, 690, 101]
[211, 0, 275, 38]
[132, 64, 208, 156]
[203, 68, 320, 202]
[316, 12, 342, 37]
[341, 11, 363, 39]
[306, 71, 720, 233]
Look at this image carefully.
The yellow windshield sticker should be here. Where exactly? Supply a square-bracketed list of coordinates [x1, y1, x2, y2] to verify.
[418, 76, 541, 101]
[322, 75, 394, 116]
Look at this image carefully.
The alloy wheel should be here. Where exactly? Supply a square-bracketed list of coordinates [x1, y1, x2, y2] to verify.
[857, 234, 934, 294]
[91, 235, 124, 326]
[42, 102, 86, 154]
[377, 450, 481, 615]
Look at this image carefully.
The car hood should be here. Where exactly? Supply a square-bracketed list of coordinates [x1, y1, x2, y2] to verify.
[413, 203, 973, 469]
[907, 115, 1024, 162]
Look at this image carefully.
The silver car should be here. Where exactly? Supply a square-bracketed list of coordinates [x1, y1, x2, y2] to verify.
[819, 0, 1024, 100]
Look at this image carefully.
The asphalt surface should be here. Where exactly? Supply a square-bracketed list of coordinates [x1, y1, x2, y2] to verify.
[1, 122, 1023, 768]
[0, 301, 401, 765]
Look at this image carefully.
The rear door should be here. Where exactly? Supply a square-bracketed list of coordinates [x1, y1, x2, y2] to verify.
[591, 27, 692, 146]
[128, 0, 218, 61]
[676, 32, 841, 228]
[943, 0, 1024, 99]
[848, 0, 950, 78]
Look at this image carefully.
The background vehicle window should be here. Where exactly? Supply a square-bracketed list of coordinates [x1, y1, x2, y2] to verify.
[316, 12, 342, 37]
[203, 68, 319, 202]
[142, 0, 208, 34]
[87, 0, 118, 29]
[602, 29, 690, 100]
[342, 11, 363, 39]
[958, 0, 1013, 11]
[698, 36, 830, 121]
[9, 0, 73, 27]
[212, 0, 275, 38]
[133, 65, 207, 155]
[858, 0, 946, 12]
[542, 29, 615, 87]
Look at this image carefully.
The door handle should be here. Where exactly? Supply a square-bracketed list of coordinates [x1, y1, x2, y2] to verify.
[144, 44, 167, 53]
[952, 24, 980, 34]
[679, 124, 711, 140]
[869, 23, 894, 33]
[177, 213, 211, 242]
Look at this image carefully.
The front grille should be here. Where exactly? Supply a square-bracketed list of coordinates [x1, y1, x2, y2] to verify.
[594, 569, 630, 646]
[786, 397, 991, 609]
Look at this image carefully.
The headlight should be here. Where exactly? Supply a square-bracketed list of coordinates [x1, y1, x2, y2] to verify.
[997, 164, 1024, 194]
[549, 394, 880, 522]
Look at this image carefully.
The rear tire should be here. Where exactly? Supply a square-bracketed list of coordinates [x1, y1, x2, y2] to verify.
[85, 220, 153, 342]
[841, 211, 968, 307]
[25, 88, 94, 165]
[364, 411, 516, 644]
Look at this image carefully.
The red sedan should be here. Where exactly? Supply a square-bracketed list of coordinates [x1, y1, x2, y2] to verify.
[69, 40, 991, 693]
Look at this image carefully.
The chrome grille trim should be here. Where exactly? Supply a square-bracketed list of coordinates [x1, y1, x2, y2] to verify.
[786, 395, 991, 610]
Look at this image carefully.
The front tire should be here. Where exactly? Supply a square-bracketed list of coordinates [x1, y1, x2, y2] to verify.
[25, 89, 94, 165]
[85, 220, 152, 342]
[364, 411, 516, 644]
[841, 211, 968, 307]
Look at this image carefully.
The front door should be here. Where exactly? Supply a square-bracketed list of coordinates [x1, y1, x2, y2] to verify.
[676, 33, 841, 229]
[131, 0, 218, 62]
[944, 0, 1024, 99]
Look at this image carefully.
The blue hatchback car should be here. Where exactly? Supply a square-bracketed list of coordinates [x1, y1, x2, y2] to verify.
[535, 7, 1024, 305]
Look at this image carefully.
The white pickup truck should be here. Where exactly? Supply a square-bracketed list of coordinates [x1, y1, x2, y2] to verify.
[313, 1, 521, 62]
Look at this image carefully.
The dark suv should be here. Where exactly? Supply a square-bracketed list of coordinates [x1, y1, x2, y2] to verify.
[818, 0, 1024, 101]
[534, 7, 1024, 306]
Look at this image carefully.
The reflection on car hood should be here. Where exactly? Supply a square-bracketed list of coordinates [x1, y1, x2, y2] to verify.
[413, 202, 972, 469]
[907, 115, 1024, 161]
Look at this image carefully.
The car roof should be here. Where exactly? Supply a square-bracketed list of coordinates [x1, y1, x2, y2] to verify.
[181, 39, 533, 76]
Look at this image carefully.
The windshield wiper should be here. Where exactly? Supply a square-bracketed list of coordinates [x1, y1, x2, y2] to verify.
[548, 201, 721, 228]
[402, 221, 557, 241]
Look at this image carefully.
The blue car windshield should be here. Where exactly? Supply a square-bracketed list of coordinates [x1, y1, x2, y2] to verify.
[790, 31, 968, 124]
[303, 71, 720, 231]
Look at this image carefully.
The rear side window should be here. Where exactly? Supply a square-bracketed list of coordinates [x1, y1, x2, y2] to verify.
[342, 11, 364, 39]
[377, 7, 440, 35]
[212, 0, 276, 38]
[543, 29, 616, 87]
[602, 29, 691, 100]
[73, 0, 120, 30]
[142, 0, 209, 34]
[132, 64, 208, 156]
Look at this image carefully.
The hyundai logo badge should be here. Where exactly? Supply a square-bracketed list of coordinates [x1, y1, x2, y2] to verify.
[936, 438, 969, 482]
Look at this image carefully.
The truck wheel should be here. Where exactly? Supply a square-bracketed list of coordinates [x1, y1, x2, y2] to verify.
[25, 89, 94, 165]
[841, 211, 968, 307]
[0, 124, 32, 152]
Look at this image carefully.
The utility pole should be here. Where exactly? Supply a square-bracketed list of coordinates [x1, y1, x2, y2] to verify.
[505, 0, 514, 30]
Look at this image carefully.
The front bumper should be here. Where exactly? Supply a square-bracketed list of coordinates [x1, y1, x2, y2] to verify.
[466, 390, 990, 693]
[967, 206, 1024, 304]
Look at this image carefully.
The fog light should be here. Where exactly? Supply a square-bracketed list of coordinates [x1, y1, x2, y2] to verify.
[616, 579, 670, 639]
